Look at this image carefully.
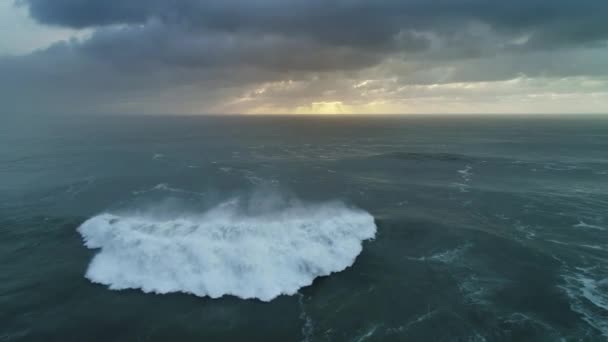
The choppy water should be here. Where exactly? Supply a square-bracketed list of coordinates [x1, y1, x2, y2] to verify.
[1, 115, 607, 341]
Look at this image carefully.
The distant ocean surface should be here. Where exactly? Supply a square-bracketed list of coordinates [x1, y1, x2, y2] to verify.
[1, 114, 607, 341]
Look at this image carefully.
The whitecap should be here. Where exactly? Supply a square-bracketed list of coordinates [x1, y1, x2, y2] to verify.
[451, 164, 474, 193]
[573, 221, 606, 231]
[579, 244, 605, 251]
[132, 183, 204, 196]
[77, 198, 376, 301]
[353, 324, 381, 342]
[562, 270, 608, 337]
[458, 165, 473, 182]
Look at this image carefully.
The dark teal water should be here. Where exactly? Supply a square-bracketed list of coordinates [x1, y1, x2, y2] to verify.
[1, 115, 607, 341]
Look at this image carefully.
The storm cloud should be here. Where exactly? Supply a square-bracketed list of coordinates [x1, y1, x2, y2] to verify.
[2, 0, 608, 114]
[21, 0, 608, 48]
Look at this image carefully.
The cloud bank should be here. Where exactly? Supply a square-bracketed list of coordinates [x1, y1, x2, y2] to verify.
[2, 0, 608, 114]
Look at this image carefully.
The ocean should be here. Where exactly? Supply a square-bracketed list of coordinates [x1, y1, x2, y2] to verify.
[1, 114, 607, 341]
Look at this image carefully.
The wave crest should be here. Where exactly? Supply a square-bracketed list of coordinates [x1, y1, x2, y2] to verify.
[77, 198, 376, 301]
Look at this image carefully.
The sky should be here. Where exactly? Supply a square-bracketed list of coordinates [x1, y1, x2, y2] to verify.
[1, 0, 607, 115]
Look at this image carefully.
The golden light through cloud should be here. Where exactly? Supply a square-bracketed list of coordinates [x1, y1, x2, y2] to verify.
[221, 75, 608, 115]
[294, 101, 353, 115]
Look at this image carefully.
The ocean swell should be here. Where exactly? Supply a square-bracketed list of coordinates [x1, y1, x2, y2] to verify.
[77, 198, 376, 301]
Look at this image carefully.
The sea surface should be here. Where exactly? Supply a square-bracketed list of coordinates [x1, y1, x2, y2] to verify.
[1, 114, 608, 341]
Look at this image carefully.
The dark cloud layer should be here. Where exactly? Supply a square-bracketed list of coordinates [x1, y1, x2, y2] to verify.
[3, 0, 608, 114]
[21, 0, 608, 49]
[14, 0, 607, 73]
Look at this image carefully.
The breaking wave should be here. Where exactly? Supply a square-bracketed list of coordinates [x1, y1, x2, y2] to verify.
[77, 196, 376, 301]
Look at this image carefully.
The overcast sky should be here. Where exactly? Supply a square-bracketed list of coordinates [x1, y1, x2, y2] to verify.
[1, 0, 607, 115]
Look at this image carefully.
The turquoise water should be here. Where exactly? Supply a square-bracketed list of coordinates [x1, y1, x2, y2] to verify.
[1, 115, 607, 341]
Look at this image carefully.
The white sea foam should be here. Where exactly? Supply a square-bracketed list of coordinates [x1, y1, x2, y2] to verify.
[453, 165, 473, 192]
[562, 269, 608, 337]
[298, 294, 314, 342]
[132, 183, 204, 196]
[514, 222, 536, 240]
[353, 324, 381, 342]
[458, 275, 491, 306]
[458, 165, 473, 182]
[452, 182, 471, 193]
[387, 308, 438, 334]
[573, 221, 606, 231]
[77, 197, 376, 301]
[409, 242, 472, 264]
[543, 163, 578, 171]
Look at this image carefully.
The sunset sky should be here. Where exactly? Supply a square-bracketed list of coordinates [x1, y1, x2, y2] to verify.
[1, 0, 608, 115]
